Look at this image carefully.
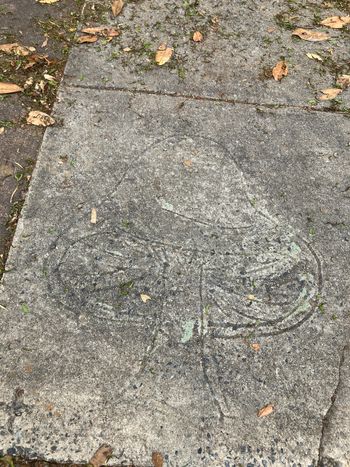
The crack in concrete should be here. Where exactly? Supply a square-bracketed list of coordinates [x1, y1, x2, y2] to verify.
[317, 344, 349, 466]
[64, 82, 350, 116]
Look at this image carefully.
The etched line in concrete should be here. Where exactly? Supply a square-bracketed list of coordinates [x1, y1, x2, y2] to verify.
[64, 82, 350, 116]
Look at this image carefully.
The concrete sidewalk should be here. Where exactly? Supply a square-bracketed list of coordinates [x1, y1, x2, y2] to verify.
[1, 0, 350, 465]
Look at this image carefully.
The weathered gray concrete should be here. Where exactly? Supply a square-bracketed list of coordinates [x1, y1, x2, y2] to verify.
[65, 0, 350, 108]
[1, 0, 350, 465]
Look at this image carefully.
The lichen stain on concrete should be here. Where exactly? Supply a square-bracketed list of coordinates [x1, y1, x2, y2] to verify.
[180, 319, 195, 343]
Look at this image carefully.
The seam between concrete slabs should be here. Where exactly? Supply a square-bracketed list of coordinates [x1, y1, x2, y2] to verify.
[65, 82, 350, 116]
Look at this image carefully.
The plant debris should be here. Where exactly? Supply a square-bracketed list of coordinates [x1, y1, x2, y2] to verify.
[320, 15, 350, 29]
[140, 293, 151, 302]
[111, 0, 124, 17]
[155, 44, 173, 65]
[89, 444, 113, 467]
[76, 35, 98, 44]
[0, 83, 23, 94]
[319, 88, 342, 100]
[193, 31, 203, 42]
[257, 404, 274, 418]
[0, 43, 36, 56]
[91, 208, 97, 224]
[272, 60, 288, 81]
[292, 28, 329, 41]
[27, 110, 55, 126]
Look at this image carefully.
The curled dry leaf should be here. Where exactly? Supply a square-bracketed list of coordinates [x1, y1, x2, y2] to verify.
[111, 0, 124, 17]
[155, 46, 173, 65]
[81, 26, 120, 37]
[306, 52, 323, 61]
[251, 343, 261, 352]
[27, 110, 55, 127]
[0, 43, 36, 56]
[140, 294, 151, 303]
[257, 404, 274, 418]
[337, 75, 350, 89]
[272, 60, 288, 81]
[91, 208, 97, 224]
[0, 82, 23, 94]
[193, 31, 203, 42]
[292, 28, 329, 41]
[152, 452, 164, 467]
[89, 444, 113, 467]
[319, 88, 342, 101]
[77, 35, 98, 44]
[320, 16, 350, 29]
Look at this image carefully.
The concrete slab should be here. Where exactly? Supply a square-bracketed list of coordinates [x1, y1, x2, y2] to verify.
[0, 84, 350, 465]
[65, 0, 350, 108]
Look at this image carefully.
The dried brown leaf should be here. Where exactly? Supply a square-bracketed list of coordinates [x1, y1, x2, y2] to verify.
[183, 159, 192, 168]
[251, 343, 261, 352]
[89, 444, 113, 467]
[77, 35, 98, 44]
[0, 127, 5, 135]
[272, 60, 288, 81]
[27, 110, 55, 126]
[193, 31, 203, 42]
[292, 28, 329, 41]
[140, 293, 151, 303]
[306, 52, 323, 61]
[152, 452, 164, 467]
[23, 54, 51, 69]
[319, 88, 342, 100]
[0, 43, 36, 56]
[257, 404, 274, 418]
[81, 26, 119, 37]
[155, 46, 173, 65]
[337, 74, 350, 89]
[111, 0, 124, 17]
[0, 82, 23, 94]
[320, 15, 350, 29]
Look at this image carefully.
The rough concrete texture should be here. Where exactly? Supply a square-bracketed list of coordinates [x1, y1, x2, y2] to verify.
[65, 0, 350, 109]
[1, 0, 350, 466]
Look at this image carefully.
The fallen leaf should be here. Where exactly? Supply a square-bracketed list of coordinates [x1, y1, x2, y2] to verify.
[183, 159, 192, 168]
[23, 53, 52, 69]
[37, 0, 60, 3]
[267, 26, 276, 33]
[306, 52, 323, 61]
[24, 77, 34, 88]
[27, 110, 55, 126]
[77, 35, 98, 44]
[91, 208, 97, 224]
[89, 444, 113, 467]
[41, 36, 49, 48]
[140, 293, 151, 303]
[257, 404, 274, 418]
[152, 452, 164, 467]
[44, 73, 55, 81]
[81, 26, 120, 37]
[0, 82, 23, 94]
[337, 74, 350, 89]
[247, 294, 256, 301]
[0, 127, 4, 135]
[320, 15, 350, 29]
[0, 43, 36, 56]
[272, 60, 288, 81]
[155, 46, 173, 65]
[319, 88, 342, 100]
[123, 47, 132, 52]
[193, 31, 203, 42]
[251, 343, 261, 352]
[111, 0, 124, 17]
[292, 28, 329, 41]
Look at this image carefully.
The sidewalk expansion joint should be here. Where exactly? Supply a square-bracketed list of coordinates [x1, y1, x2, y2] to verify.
[317, 344, 349, 466]
[65, 82, 350, 116]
